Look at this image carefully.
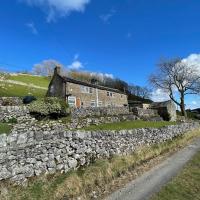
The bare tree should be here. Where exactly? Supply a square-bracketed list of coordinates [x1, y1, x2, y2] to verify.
[33, 60, 63, 76]
[150, 58, 200, 117]
[128, 84, 151, 99]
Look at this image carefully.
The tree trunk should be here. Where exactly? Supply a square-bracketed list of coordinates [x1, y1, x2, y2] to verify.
[180, 93, 187, 117]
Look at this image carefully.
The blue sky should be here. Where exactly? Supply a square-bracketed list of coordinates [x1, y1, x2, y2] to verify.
[0, 0, 200, 107]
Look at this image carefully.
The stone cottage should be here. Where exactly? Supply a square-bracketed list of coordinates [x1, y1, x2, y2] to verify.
[47, 66, 128, 108]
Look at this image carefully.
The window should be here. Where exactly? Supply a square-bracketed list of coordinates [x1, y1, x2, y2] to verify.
[89, 87, 93, 93]
[91, 100, 96, 107]
[50, 85, 54, 93]
[81, 86, 93, 94]
[68, 96, 76, 107]
[107, 91, 113, 97]
[98, 101, 103, 107]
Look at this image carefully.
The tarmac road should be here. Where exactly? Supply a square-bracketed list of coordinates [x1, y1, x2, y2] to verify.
[106, 138, 200, 200]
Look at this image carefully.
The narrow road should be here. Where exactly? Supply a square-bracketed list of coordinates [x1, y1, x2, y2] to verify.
[106, 138, 200, 200]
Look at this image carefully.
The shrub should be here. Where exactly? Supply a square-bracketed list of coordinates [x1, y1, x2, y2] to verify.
[29, 97, 69, 119]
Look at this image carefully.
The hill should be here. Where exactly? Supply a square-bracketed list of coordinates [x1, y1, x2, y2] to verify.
[0, 73, 50, 97]
[0, 73, 152, 103]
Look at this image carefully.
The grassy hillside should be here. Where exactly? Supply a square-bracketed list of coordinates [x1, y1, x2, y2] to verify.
[8, 74, 50, 88]
[0, 73, 50, 97]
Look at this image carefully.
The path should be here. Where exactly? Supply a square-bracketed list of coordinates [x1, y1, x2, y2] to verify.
[106, 138, 200, 200]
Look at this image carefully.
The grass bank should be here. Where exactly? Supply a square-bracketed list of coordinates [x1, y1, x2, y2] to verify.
[0, 82, 47, 97]
[8, 74, 50, 88]
[1, 129, 199, 200]
[0, 73, 49, 97]
[151, 150, 200, 200]
[83, 120, 176, 131]
[0, 123, 12, 134]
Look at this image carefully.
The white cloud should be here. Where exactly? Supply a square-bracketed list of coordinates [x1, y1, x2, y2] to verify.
[26, 22, 38, 35]
[68, 60, 84, 70]
[20, 0, 91, 22]
[182, 53, 200, 73]
[99, 9, 116, 24]
[151, 89, 170, 102]
[192, 101, 197, 105]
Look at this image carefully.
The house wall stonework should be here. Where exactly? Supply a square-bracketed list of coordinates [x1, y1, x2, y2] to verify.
[66, 82, 128, 108]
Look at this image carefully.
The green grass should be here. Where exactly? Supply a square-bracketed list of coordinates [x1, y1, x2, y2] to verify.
[83, 120, 177, 131]
[8, 74, 50, 88]
[152, 150, 200, 200]
[2, 129, 199, 200]
[0, 123, 12, 134]
[0, 82, 47, 97]
[0, 73, 50, 97]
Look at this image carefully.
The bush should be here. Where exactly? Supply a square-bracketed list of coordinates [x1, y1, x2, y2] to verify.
[29, 97, 69, 119]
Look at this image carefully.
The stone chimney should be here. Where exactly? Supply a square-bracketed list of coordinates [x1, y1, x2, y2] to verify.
[54, 65, 61, 75]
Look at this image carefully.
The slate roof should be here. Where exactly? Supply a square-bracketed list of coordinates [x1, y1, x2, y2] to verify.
[58, 74, 127, 95]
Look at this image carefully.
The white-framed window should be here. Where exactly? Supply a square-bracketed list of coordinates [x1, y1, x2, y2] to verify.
[68, 96, 76, 107]
[98, 101, 103, 107]
[80, 86, 93, 94]
[91, 100, 96, 107]
[107, 91, 113, 97]
[50, 85, 54, 93]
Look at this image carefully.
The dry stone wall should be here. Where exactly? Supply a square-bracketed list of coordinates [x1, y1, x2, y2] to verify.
[0, 106, 29, 122]
[67, 114, 138, 129]
[71, 107, 130, 118]
[0, 122, 199, 185]
[132, 107, 158, 118]
[0, 97, 22, 106]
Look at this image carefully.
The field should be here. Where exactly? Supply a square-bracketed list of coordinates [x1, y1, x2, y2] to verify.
[0, 73, 50, 97]
[83, 120, 177, 131]
[152, 150, 200, 200]
[8, 74, 50, 88]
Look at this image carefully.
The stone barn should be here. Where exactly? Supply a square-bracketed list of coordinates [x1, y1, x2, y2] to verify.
[151, 100, 177, 121]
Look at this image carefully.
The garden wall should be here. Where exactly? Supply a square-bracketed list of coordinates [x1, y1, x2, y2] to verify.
[0, 97, 22, 106]
[0, 122, 199, 185]
[67, 114, 138, 129]
[71, 107, 130, 118]
[132, 107, 158, 118]
[0, 106, 29, 122]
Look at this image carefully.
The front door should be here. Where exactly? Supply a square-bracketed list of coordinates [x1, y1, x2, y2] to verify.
[76, 98, 81, 108]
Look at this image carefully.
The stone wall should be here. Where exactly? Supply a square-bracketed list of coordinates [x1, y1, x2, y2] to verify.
[0, 97, 22, 106]
[132, 107, 158, 118]
[71, 107, 130, 118]
[0, 106, 29, 122]
[0, 122, 199, 185]
[67, 114, 138, 129]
